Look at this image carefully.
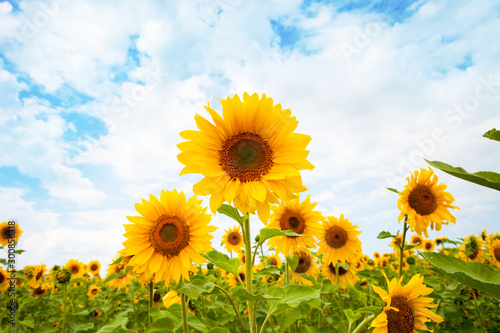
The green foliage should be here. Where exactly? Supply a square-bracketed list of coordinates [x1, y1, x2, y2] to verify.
[217, 204, 248, 225]
[483, 128, 500, 141]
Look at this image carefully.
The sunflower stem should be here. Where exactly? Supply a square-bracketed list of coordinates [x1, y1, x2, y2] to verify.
[215, 285, 246, 333]
[285, 258, 290, 286]
[243, 213, 257, 333]
[471, 288, 486, 332]
[148, 281, 153, 326]
[335, 264, 344, 320]
[180, 292, 189, 333]
[62, 283, 67, 333]
[398, 216, 409, 280]
[130, 284, 138, 324]
[351, 314, 375, 333]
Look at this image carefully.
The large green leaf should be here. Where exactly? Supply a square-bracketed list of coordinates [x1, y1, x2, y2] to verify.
[178, 275, 214, 300]
[266, 284, 321, 312]
[203, 250, 241, 280]
[217, 204, 247, 224]
[421, 252, 500, 298]
[96, 316, 129, 333]
[259, 228, 303, 244]
[484, 128, 500, 141]
[145, 318, 175, 333]
[425, 159, 500, 191]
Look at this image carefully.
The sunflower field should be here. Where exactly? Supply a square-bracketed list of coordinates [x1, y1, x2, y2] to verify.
[1, 93, 500, 333]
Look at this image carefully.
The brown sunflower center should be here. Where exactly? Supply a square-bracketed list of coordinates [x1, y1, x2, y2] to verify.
[294, 253, 312, 274]
[240, 254, 246, 264]
[412, 237, 422, 245]
[386, 296, 415, 333]
[1, 227, 10, 240]
[154, 292, 161, 302]
[238, 272, 246, 283]
[36, 270, 43, 280]
[219, 132, 273, 182]
[328, 262, 348, 276]
[0, 273, 5, 284]
[151, 215, 190, 258]
[91, 288, 99, 294]
[70, 266, 80, 274]
[270, 258, 278, 266]
[325, 226, 348, 248]
[90, 264, 99, 271]
[34, 287, 45, 296]
[408, 185, 437, 216]
[494, 246, 500, 262]
[227, 231, 242, 245]
[279, 211, 306, 236]
[425, 242, 432, 250]
[466, 237, 479, 260]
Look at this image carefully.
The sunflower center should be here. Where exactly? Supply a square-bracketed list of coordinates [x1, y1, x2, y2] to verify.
[279, 211, 306, 236]
[466, 237, 479, 260]
[294, 253, 312, 274]
[239, 272, 246, 283]
[0, 273, 5, 284]
[408, 185, 437, 216]
[228, 231, 242, 245]
[151, 215, 190, 258]
[91, 288, 98, 294]
[219, 132, 273, 182]
[425, 242, 432, 250]
[36, 270, 43, 280]
[386, 296, 415, 333]
[325, 226, 348, 248]
[1, 227, 10, 240]
[328, 262, 348, 276]
[70, 266, 79, 274]
[270, 258, 278, 266]
[90, 264, 98, 271]
[34, 287, 45, 296]
[494, 246, 500, 262]
[154, 292, 161, 302]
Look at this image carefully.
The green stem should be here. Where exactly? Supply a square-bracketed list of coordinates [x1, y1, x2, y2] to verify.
[335, 265, 344, 320]
[398, 216, 409, 280]
[181, 293, 189, 333]
[285, 258, 290, 286]
[471, 289, 486, 332]
[62, 283, 67, 333]
[148, 282, 154, 326]
[259, 309, 277, 333]
[243, 214, 257, 333]
[215, 285, 246, 333]
[351, 314, 375, 333]
[130, 285, 138, 324]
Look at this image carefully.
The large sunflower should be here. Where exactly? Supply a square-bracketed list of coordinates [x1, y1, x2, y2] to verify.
[221, 225, 244, 253]
[317, 214, 362, 265]
[266, 195, 323, 256]
[371, 274, 443, 333]
[177, 93, 314, 222]
[321, 260, 359, 289]
[398, 168, 458, 237]
[123, 190, 216, 285]
[0, 221, 23, 246]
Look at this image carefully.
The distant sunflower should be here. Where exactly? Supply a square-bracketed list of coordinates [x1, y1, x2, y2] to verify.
[88, 260, 101, 277]
[490, 239, 500, 268]
[267, 253, 282, 267]
[89, 310, 101, 320]
[317, 214, 362, 265]
[398, 168, 458, 237]
[227, 266, 246, 288]
[222, 225, 244, 253]
[0, 267, 8, 292]
[410, 235, 424, 250]
[290, 249, 318, 286]
[87, 284, 101, 300]
[163, 290, 194, 314]
[0, 221, 23, 246]
[373, 252, 381, 260]
[321, 260, 358, 289]
[31, 283, 49, 297]
[267, 195, 323, 256]
[66, 259, 85, 278]
[390, 235, 404, 250]
[458, 235, 484, 262]
[238, 252, 246, 265]
[371, 274, 443, 333]
[106, 259, 132, 290]
[423, 239, 435, 252]
[123, 190, 216, 285]
[177, 92, 313, 222]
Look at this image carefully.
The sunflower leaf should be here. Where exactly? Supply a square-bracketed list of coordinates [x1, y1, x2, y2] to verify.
[421, 252, 500, 298]
[178, 276, 214, 300]
[376, 231, 395, 239]
[425, 159, 500, 191]
[483, 128, 500, 141]
[102, 272, 124, 284]
[403, 244, 417, 251]
[145, 318, 175, 333]
[259, 228, 303, 245]
[111, 256, 122, 265]
[287, 253, 299, 272]
[217, 204, 246, 224]
[386, 187, 399, 194]
[202, 250, 240, 279]
[253, 267, 282, 277]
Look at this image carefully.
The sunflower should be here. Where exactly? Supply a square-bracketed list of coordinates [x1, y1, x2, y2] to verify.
[222, 225, 244, 253]
[163, 290, 194, 314]
[227, 266, 246, 288]
[267, 253, 282, 267]
[490, 239, 500, 268]
[266, 195, 323, 256]
[398, 168, 458, 238]
[423, 239, 435, 252]
[89, 310, 101, 320]
[238, 252, 246, 265]
[66, 259, 85, 278]
[88, 260, 101, 278]
[87, 284, 101, 300]
[0, 221, 23, 247]
[390, 235, 404, 250]
[371, 274, 443, 333]
[31, 283, 49, 297]
[122, 190, 216, 285]
[458, 235, 484, 262]
[410, 235, 424, 250]
[26, 264, 46, 289]
[321, 260, 359, 289]
[106, 259, 132, 290]
[177, 92, 314, 222]
[290, 249, 318, 286]
[317, 214, 362, 265]
[0, 267, 8, 292]
[374, 252, 381, 260]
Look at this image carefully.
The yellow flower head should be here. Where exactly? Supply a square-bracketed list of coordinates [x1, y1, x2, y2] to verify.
[458, 235, 484, 262]
[289, 249, 318, 286]
[0, 221, 23, 246]
[317, 214, 362, 265]
[88, 260, 101, 278]
[266, 195, 323, 256]
[106, 258, 132, 290]
[221, 225, 244, 253]
[267, 253, 282, 267]
[398, 168, 459, 237]
[423, 239, 435, 252]
[65, 259, 85, 278]
[489, 239, 500, 268]
[321, 260, 359, 289]
[177, 93, 314, 222]
[371, 274, 443, 333]
[123, 190, 216, 285]
[410, 235, 424, 250]
[87, 284, 101, 300]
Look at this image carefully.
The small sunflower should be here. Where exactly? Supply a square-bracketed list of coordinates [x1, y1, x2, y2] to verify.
[317, 214, 362, 265]
[89, 310, 101, 320]
[87, 284, 101, 300]
[163, 290, 195, 314]
[0, 221, 23, 246]
[26, 264, 46, 289]
[321, 260, 359, 289]
[123, 190, 216, 285]
[410, 235, 424, 250]
[66, 259, 85, 278]
[423, 239, 435, 252]
[374, 252, 381, 260]
[266, 195, 323, 256]
[177, 92, 313, 222]
[238, 252, 246, 265]
[31, 283, 50, 297]
[398, 168, 458, 237]
[371, 274, 443, 333]
[458, 235, 484, 262]
[290, 249, 318, 286]
[222, 225, 244, 253]
[490, 239, 500, 268]
[227, 266, 246, 288]
[88, 260, 101, 277]
[267, 253, 282, 267]
[0, 267, 8, 292]
[106, 259, 132, 290]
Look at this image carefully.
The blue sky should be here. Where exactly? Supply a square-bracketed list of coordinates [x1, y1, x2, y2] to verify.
[0, 0, 499, 274]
